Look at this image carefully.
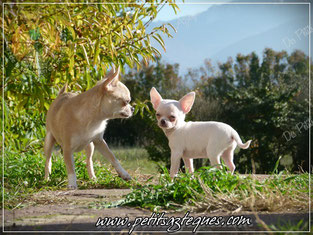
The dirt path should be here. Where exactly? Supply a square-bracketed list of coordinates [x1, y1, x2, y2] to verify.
[2, 187, 311, 233]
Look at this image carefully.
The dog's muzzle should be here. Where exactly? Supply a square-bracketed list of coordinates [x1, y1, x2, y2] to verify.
[160, 119, 168, 128]
[120, 106, 134, 118]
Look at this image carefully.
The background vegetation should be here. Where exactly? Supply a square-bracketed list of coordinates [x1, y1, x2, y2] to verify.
[2, 1, 176, 163]
[2, 0, 178, 206]
[106, 50, 311, 173]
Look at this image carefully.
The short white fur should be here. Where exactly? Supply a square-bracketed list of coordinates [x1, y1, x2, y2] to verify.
[150, 87, 252, 178]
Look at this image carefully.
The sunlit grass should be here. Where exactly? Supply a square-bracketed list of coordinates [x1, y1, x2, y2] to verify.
[2, 149, 139, 209]
[2, 147, 310, 219]
[121, 166, 310, 213]
[93, 147, 159, 174]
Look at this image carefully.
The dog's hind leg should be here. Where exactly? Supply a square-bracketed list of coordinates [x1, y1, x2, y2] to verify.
[44, 131, 56, 181]
[206, 147, 223, 170]
[63, 147, 77, 189]
[221, 145, 236, 174]
[85, 142, 96, 180]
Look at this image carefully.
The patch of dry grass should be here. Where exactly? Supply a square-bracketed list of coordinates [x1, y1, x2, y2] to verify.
[191, 175, 309, 214]
[123, 167, 310, 215]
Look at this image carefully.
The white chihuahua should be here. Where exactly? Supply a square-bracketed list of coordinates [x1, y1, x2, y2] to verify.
[150, 87, 252, 178]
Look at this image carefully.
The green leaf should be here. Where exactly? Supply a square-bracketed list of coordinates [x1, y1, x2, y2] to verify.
[167, 23, 177, 33]
[81, 44, 90, 65]
[29, 28, 41, 41]
[132, 9, 139, 24]
[152, 34, 166, 52]
[126, 25, 133, 38]
[151, 46, 161, 57]
[93, 38, 100, 67]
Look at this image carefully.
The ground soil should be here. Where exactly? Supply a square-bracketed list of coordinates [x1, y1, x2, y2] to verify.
[2, 174, 311, 233]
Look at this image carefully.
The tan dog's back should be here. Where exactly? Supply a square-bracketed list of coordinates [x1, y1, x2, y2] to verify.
[46, 91, 78, 146]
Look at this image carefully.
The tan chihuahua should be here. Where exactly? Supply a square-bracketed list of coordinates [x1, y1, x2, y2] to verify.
[44, 67, 133, 189]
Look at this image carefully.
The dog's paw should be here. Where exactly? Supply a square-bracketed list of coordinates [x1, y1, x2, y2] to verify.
[44, 176, 50, 181]
[68, 185, 77, 190]
[119, 172, 132, 181]
[90, 176, 97, 181]
[68, 174, 77, 189]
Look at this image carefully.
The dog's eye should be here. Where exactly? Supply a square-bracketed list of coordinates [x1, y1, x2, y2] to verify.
[122, 99, 130, 106]
[169, 115, 176, 122]
[156, 113, 161, 118]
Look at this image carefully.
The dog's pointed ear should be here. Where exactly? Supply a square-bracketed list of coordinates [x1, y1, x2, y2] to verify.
[103, 66, 120, 90]
[150, 87, 163, 110]
[179, 92, 195, 114]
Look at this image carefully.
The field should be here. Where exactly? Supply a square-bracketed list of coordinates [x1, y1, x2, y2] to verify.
[2, 147, 311, 232]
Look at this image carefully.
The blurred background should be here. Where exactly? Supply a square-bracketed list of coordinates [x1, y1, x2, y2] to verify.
[3, 0, 311, 175]
[105, 0, 311, 173]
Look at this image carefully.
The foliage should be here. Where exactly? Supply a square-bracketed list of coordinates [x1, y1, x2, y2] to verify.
[192, 49, 310, 172]
[2, 0, 178, 154]
[2, 0, 180, 210]
[2, 149, 137, 209]
[269, 219, 309, 233]
[117, 49, 310, 173]
[122, 166, 310, 212]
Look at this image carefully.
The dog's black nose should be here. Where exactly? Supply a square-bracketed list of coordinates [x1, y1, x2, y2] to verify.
[161, 119, 166, 125]
[131, 106, 135, 113]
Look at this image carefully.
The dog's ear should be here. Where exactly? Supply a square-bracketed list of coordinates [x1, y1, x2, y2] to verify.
[103, 66, 120, 90]
[179, 92, 195, 114]
[150, 87, 163, 110]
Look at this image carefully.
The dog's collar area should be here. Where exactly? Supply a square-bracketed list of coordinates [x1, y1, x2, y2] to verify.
[163, 127, 176, 137]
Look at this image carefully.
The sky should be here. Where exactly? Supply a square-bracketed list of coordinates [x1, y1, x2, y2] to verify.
[155, 0, 311, 22]
[149, 1, 310, 74]
[155, 1, 217, 22]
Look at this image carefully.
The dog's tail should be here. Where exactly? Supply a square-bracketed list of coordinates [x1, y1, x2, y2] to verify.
[231, 131, 252, 149]
[58, 83, 68, 95]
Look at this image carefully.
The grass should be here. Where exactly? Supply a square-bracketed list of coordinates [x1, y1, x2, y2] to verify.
[121, 166, 311, 214]
[93, 147, 159, 174]
[269, 219, 309, 233]
[2, 148, 142, 209]
[2, 146, 311, 223]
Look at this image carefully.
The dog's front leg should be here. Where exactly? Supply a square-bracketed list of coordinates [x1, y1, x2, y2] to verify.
[63, 148, 77, 189]
[93, 139, 131, 181]
[170, 151, 182, 179]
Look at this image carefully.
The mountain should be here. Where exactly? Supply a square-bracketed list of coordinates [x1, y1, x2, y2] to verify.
[150, 3, 310, 74]
[211, 17, 309, 63]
